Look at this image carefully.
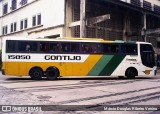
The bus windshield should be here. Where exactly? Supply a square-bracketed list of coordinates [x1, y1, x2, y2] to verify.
[140, 44, 155, 68]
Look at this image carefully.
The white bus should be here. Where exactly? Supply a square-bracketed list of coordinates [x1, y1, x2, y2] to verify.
[1, 37, 157, 80]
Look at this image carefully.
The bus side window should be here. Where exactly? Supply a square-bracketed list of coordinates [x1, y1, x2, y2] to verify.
[40, 42, 50, 52]
[6, 40, 16, 52]
[18, 42, 27, 52]
[50, 43, 60, 53]
[128, 45, 137, 54]
[91, 43, 101, 53]
[120, 45, 127, 54]
[120, 44, 137, 54]
[21, 42, 37, 52]
[26, 44, 31, 51]
[62, 43, 70, 52]
[71, 43, 79, 53]
[29, 42, 37, 51]
[110, 45, 119, 53]
[103, 44, 111, 53]
[81, 44, 91, 53]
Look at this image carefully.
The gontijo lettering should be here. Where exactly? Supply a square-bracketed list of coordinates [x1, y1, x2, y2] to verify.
[45, 55, 81, 61]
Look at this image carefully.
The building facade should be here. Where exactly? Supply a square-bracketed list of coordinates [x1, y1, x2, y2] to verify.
[0, 0, 160, 55]
[0, 0, 65, 47]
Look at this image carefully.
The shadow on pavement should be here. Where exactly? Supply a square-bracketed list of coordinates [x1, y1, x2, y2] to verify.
[3, 76, 156, 81]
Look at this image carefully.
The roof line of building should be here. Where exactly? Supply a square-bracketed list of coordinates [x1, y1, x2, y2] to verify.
[104, 0, 160, 18]
[28, 24, 65, 34]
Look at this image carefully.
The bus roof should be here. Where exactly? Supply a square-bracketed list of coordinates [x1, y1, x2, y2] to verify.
[2, 36, 152, 45]
[56, 37, 104, 41]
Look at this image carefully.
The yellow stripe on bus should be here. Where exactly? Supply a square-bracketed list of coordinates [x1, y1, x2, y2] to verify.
[3, 55, 103, 77]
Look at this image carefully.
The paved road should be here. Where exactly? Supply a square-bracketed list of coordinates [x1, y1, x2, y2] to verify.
[0, 72, 160, 114]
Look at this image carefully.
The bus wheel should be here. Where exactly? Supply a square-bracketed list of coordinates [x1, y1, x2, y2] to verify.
[126, 68, 136, 79]
[30, 68, 43, 80]
[46, 67, 59, 80]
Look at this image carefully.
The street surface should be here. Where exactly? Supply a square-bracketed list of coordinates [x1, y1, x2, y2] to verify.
[0, 71, 160, 114]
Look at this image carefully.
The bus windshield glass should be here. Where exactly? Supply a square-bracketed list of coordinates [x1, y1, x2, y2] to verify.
[140, 44, 155, 68]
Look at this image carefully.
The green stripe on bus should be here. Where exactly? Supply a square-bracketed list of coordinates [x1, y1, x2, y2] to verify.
[88, 55, 114, 76]
[99, 55, 126, 76]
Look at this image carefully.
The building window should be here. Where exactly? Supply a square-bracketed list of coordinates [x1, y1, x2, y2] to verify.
[14, 22, 17, 32]
[20, 20, 23, 30]
[37, 14, 41, 25]
[21, 0, 28, 6]
[2, 26, 8, 35]
[3, 3, 8, 15]
[11, 23, 13, 32]
[5, 26, 8, 34]
[32, 16, 36, 27]
[12, 0, 17, 10]
[2, 27, 5, 35]
[24, 19, 28, 29]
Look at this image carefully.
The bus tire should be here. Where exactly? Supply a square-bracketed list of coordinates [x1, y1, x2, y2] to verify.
[46, 67, 59, 80]
[29, 68, 43, 80]
[125, 68, 137, 79]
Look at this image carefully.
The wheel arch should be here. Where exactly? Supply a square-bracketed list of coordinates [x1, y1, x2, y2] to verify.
[29, 66, 44, 76]
[125, 67, 138, 76]
[46, 66, 60, 76]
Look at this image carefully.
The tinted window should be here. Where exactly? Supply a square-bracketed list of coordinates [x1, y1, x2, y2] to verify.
[103, 44, 119, 54]
[81, 43, 92, 53]
[79, 43, 102, 54]
[50, 43, 61, 53]
[71, 43, 80, 53]
[39, 42, 82, 53]
[140, 44, 153, 52]
[18, 41, 37, 52]
[120, 44, 137, 54]
[40, 42, 50, 52]
[62, 43, 71, 52]
[6, 40, 16, 52]
[90, 43, 102, 53]
[110, 45, 119, 53]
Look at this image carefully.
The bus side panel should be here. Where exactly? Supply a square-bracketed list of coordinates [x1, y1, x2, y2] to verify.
[19, 62, 27, 76]
[111, 55, 139, 76]
[26, 57, 100, 77]
[72, 55, 102, 76]
[6, 62, 19, 76]
[64, 63, 73, 76]
[87, 55, 113, 76]
[72, 63, 88, 76]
